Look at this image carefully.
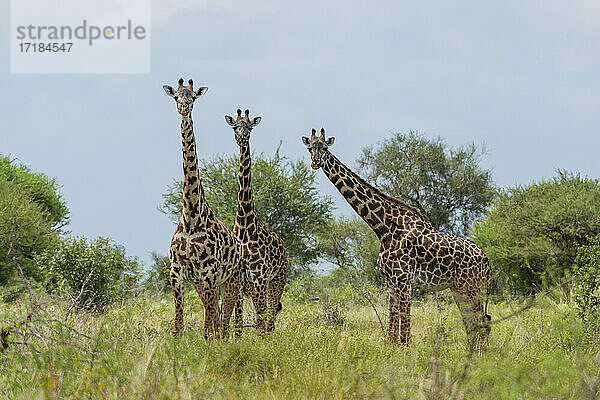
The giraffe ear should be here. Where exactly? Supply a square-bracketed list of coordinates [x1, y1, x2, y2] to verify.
[194, 87, 208, 98]
[224, 115, 236, 127]
[325, 137, 335, 146]
[163, 85, 176, 97]
[301, 136, 310, 146]
[250, 116, 262, 127]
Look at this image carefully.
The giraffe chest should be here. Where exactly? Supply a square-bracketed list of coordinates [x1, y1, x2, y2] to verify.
[170, 230, 237, 284]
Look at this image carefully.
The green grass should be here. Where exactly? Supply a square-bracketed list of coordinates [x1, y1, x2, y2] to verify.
[1, 289, 598, 399]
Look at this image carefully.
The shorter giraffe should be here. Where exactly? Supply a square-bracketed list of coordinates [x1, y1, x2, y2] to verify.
[302, 128, 491, 349]
[225, 109, 288, 333]
[163, 78, 242, 338]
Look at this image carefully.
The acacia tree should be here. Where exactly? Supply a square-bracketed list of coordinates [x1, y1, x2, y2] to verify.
[357, 131, 495, 235]
[471, 171, 600, 295]
[159, 147, 334, 276]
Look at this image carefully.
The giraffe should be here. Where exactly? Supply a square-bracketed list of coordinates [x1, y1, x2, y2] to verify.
[302, 128, 491, 349]
[162, 78, 242, 338]
[225, 109, 288, 333]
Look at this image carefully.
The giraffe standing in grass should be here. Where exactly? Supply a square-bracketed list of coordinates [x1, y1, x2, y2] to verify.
[225, 109, 288, 332]
[302, 128, 491, 348]
[162, 79, 242, 338]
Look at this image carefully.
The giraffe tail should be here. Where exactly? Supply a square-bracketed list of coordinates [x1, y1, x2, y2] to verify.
[483, 257, 492, 320]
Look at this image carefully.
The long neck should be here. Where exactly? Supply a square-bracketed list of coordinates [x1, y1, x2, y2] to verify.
[236, 141, 254, 222]
[321, 150, 413, 238]
[180, 114, 207, 230]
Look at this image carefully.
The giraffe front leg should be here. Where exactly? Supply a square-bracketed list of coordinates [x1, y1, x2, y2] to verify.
[387, 287, 399, 344]
[170, 268, 184, 336]
[398, 286, 412, 345]
[388, 284, 412, 345]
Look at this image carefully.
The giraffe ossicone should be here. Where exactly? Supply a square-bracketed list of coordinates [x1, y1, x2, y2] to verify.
[302, 128, 492, 349]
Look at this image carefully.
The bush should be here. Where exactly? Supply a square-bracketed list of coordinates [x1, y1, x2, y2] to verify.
[318, 217, 382, 287]
[471, 170, 600, 295]
[574, 235, 600, 332]
[34, 237, 140, 311]
[0, 178, 58, 285]
[0, 156, 69, 231]
[144, 252, 170, 291]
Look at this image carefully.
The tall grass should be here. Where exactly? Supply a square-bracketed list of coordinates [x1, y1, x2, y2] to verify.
[1, 288, 598, 399]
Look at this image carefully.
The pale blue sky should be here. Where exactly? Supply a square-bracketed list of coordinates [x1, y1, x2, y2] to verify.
[1, 1, 599, 265]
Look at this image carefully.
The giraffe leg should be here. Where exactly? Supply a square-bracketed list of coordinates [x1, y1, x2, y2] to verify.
[387, 287, 400, 344]
[387, 283, 412, 345]
[197, 286, 218, 340]
[170, 269, 184, 336]
[249, 285, 268, 333]
[266, 269, 286, 333]
[452, 289, 489, 352]
[220, 276, 241, 340]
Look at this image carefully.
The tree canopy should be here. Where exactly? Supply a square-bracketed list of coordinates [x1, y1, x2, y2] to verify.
[0, 156, 68, 285]
[470, 171, 600, 295]
[357, 131, 495, 235]
[0, 156, 69, 232]
[159, 147, 334, 275]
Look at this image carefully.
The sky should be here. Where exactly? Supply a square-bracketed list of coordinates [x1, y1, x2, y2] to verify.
[1, 1, 599, 265]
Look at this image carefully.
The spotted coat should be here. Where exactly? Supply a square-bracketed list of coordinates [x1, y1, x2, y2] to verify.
[225, 109, 288, 333]
[302, 129, 491, 349]
[163, 79, 242, 338]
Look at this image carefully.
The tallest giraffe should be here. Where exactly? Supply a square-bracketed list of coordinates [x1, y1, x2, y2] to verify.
[162, 79, 242, 338]
[303, 128, 491, 349]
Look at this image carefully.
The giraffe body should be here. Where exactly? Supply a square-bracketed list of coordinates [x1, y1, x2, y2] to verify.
[163, 79, 242, 338]
[303, 129, 491, 348]
[226, 109, 288, 332]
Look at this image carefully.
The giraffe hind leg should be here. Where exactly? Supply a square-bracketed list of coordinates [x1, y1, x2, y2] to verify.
[266, 268, 287, 333]
[233, 287, 244, 337]
[249, 285, 268, 334]
[451, 289, 490, 352]
[220, 276, 241, 340]
[170, 267, 185, 336]
[196, 285, 219, 340]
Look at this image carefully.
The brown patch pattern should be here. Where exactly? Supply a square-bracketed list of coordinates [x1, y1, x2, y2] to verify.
[302, 128, 492, 349]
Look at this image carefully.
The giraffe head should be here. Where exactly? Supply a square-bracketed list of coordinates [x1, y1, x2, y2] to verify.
[162, 78, 208, 116]
[302, 128, 335, 170]
[224, 109, 262, 147]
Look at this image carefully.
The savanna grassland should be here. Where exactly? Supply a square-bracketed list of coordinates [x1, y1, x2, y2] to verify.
[1, 288, 598, 399]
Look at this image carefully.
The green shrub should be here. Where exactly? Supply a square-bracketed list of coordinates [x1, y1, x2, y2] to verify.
[471, 171, 600, 295]
[0, 177, 58, 285]
[574, 235, 600, 332]
[34, 237, 140, 311]
[0, 155, 69, 231]
[318, 217, 382, 288]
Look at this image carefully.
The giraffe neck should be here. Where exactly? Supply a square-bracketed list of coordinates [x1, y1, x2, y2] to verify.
[321, 150, 416, 238]
[180, 114, 209, 231]
[236, 141, 255, 225]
